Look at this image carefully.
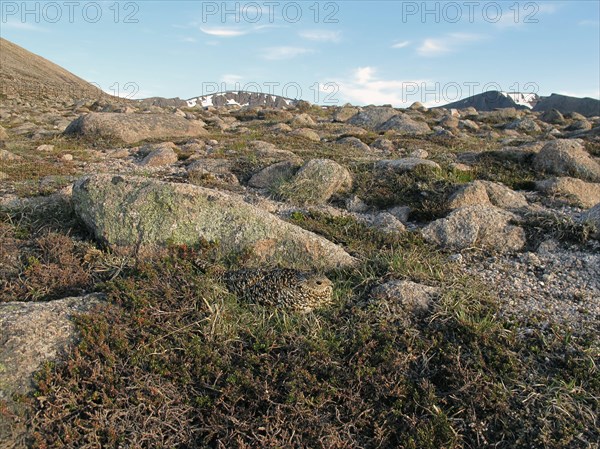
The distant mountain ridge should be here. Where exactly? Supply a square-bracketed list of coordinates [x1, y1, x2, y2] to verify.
[533, 93, 600, 117]
[442, 90, 599, 117]
[186, 91, 298, 109]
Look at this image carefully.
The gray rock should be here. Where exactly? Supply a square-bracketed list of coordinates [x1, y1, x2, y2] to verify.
[533, 140, 600, 182]
[370, 137, 395, 153]
[348, 106, 398, 129]
[0, 149, 21, 161]
[581, 203, 600, 239]
[290, 127, 320, 141]
[448, 181, 491, 209]
[459, 119, 480, 131]
[0, 294, 104, 400]
[506, 117, 541, 133]
[248, 160, 300, 189]
[345, 195, 369, 213]
[375, 158, 440, 173]
[337, 136, 370, 152]
[333, 106, 359, 122]
[539, 109, 566, 125]
[290, 113, 316, 127]
[440, 115, 459, 129]
[140, 145, 179, 167]
[370, 280, 439, 321]
[376, 114, 431, 135]
[409, 149, 429, 159]
[422, 205, 526, 252]
[565, 120, 592, 132]
[408, 101, 428, 112]
[479, 180, 528, 209]
[64, 112, 208, 144]
[280, 159, 353, 205]
[536, 177, 600, 208]
[36, 144, 54, 152]
[248, 140, 299, 161]
[0, 125, 8, 140]
[386, 205, 411, 223]
[72, 174, 355, 270]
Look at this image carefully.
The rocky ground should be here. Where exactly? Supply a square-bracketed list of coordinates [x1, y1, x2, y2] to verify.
[1, 94, 599, 448]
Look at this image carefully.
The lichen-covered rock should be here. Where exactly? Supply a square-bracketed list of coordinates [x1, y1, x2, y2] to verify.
[376, 114, 431, 134]
[448, 181, 491, 209]
[289, 127, 320, 142]
[347, 106, 398, 129]
[336, 136, 370, 152]
[72, 174, 355, 269]
[248, 160, 300, 189]
[278, 159, 353, 206]
[64, 112, 208, 144]
[479, 181, 528, 209]
[533, 140, 600, 182]
[0, 294, 104, 399]
[422, 205, 526, 252]
[375, 158, 440, 173]
[140, 145, 178, 167]
[370, 280, 439, 316]
[0, 149, 22, 161]
[536, 177, 600, 208]
[581, 202, 600, 239]
[333, 106, 359, 122]
[290, 113, 316, 127]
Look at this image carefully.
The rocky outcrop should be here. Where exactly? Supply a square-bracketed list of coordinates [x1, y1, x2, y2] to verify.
[277, 159, 353, 206]
[533, 140, 600, 182]
[536, 177, 600, 208]
[72, 174, 355, 269]
[422, 205, 526, 252]
[64, 112, 208, 144]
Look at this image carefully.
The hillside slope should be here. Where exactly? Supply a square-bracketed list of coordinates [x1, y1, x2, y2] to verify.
[0, 38, 105, 101]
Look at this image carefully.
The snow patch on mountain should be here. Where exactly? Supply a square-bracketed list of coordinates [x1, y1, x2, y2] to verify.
[500, 92, 539, 109]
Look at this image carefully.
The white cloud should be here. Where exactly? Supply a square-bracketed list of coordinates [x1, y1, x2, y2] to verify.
[181, 36, 197, 43]
[299, 30, 341, 42]
[221, 74, 243, 84]
[417, 33, 483, 57]
[331, 66, 430, 106]
[391, 40, 410, 49]
[199, 26, 247, 37]
[261, 46, 313, 60]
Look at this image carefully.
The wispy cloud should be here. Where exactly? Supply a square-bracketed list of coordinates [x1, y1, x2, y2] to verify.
[299, 30, 341, 42]
[199, 26, 248, 37]
[261, 46, 313, 60]
[2, 20, 47, 32]
[197, 24, 278, 37]
[391, 40, 410, 49]
[180, 36, 197, 43]
[494, 2, 559, 28]
[579, 19, 599, 27]
[417, 33, 483, 57]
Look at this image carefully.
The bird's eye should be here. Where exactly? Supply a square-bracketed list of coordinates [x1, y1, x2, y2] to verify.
[316, 280, 322, 285]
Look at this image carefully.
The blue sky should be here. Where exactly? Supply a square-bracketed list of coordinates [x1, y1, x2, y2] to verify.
[2, 1, 599, 106]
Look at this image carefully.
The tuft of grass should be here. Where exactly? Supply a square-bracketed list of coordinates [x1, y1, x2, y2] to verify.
[352, 164, 475, 220]
[521, 210, 596, 248]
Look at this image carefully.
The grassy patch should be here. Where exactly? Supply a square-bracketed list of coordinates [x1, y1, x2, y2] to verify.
[352, 164, 475, 220]
[26, 231, 599, 448]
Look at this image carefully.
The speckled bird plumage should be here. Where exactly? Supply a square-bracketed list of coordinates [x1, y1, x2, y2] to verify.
[223, 268, 334, 313]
